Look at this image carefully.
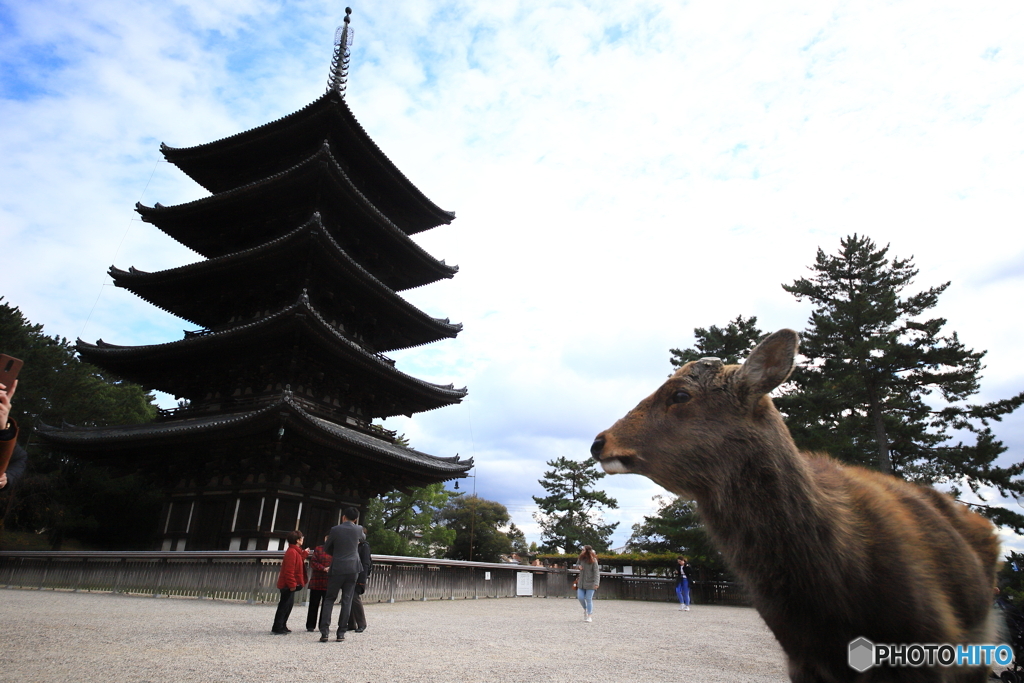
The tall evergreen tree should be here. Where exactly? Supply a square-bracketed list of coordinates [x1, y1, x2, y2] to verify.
[0, 298, 159, 549]
[778, 235, 1024, 529]
[363, 482, 455, 558]
[669, 315, 764, 367]
[507, 522, 529, 557]
[439, 494, 516, 563]
[627, 496, 727, 576]
[0, 298, 157, 442]
[532, 456, 619, 552]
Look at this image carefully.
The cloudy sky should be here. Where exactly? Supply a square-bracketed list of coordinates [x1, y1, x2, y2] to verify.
[3, 0, 1024, 551]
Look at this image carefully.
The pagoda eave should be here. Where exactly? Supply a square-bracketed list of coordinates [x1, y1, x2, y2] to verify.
[159, 91, 453, 235]
[76, 297, 467, 413]
[138, 143, 457, 289]
[108, 216, 461, 349]
[35, 396, 473, 481]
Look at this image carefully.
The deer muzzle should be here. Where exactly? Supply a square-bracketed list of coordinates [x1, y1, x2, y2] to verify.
[590, 432, 635, 474]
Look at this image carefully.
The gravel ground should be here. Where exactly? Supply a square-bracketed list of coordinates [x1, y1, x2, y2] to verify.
[1, 588, 788, 683]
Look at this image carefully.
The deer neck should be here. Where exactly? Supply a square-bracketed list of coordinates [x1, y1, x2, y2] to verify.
[695, 435, 849, 599]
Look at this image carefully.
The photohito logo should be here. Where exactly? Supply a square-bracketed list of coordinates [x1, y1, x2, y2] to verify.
[848, 638, 1013, 671]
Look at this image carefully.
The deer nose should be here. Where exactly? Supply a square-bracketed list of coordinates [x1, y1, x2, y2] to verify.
[590, 435, 606, 460]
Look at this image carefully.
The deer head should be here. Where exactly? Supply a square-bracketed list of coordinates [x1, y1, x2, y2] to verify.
[590, 329, 800, 497]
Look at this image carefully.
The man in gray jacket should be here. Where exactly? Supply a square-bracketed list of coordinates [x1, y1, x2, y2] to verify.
[318, 507, 365, 642]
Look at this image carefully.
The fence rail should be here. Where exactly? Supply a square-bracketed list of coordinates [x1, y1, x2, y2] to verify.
[0, 551, 749, 606]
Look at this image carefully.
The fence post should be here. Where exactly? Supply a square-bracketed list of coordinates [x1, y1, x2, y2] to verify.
[38, 557, 50, 591]
[154, 558, 167, 598]
[387, 564, 396, 603]
[73, 557, 86, 592]
[111, 557, 125, 595]
[198, 558, 212, 599]
[248, 558, 262, 604]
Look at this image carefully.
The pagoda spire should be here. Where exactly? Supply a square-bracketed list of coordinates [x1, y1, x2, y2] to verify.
[328, 7, 354, 97]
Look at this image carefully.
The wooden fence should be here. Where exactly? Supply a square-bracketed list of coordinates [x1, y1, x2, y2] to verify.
[0, 551, 749, 606]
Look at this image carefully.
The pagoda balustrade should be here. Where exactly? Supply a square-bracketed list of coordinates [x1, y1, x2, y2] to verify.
[0, 551, 749, 606]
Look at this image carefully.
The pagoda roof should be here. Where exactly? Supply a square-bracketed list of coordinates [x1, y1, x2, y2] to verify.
[77, 293, 467, 418]
[137, 142, 458, 291]
[35, 393, 472, 480]
[159, 91, 453, 235]
[110, 214, 462, 352]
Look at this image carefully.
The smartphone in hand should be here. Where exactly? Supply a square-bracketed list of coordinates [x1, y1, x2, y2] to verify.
[0, 355, 22, 391]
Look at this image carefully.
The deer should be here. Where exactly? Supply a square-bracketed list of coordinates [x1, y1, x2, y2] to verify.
[591, 329, 1000, 683]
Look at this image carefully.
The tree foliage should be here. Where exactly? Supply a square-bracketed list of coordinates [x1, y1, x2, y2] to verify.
[669, 315, 763, 367]
[532, 456, 619, 553]
[778, 235, 1024, 528]
[363, 482, 455, 558]
[0, 298, 160, 549]
[438, 494, 517, 563]
[507, 522, 528, 556]
[7, 460, 161, 550]
[627, 496, 728, 577]
[999, 551, 1024, 608]
[0, 299, 157, 441]
[667, 234, 1024, 531]
[534, 551, 683, 576]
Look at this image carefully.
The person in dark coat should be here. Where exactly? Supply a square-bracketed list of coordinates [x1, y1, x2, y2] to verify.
[317, 507, 364, 642]
[675, 556, 693, 611]
[305, 535, 332, 632]
[347, 526, 373, 633]
[0, 379, 26, 490]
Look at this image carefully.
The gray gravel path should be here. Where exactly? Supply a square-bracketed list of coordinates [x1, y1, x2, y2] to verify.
[1, 588, 788, 682]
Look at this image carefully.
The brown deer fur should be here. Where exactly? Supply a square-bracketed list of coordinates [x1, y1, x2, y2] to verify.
[591, 329, 999, 683]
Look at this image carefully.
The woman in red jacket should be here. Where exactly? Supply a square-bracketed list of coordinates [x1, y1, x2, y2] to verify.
[272, 530, 308, 634]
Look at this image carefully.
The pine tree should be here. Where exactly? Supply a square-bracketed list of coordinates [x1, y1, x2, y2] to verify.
[363, 482, 455, 558]
[439, 494, 516, 563]
[0, 298, 160, 549]
[669, 315, 763, 367]
[532, 456, 619, 552]
[779, 234, 1024, 529]
[507, 522, 528, 556]
[627, 496, 727, 576]
[0, 298, 157, 442]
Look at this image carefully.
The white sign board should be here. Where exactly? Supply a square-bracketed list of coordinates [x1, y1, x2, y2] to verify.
[516, 571, 534, 596]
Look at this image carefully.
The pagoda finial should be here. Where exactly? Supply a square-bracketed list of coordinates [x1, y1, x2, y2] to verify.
[328, 7, 354, 98]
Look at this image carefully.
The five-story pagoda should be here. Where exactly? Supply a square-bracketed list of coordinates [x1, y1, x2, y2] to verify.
[37, 10, 471, 551]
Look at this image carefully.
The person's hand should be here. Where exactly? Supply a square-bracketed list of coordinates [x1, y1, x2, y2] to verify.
[0, 472, 7, 489]
[0, 379, 17, 428]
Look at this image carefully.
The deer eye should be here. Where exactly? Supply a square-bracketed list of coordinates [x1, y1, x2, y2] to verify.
[670, 390, 691, 405]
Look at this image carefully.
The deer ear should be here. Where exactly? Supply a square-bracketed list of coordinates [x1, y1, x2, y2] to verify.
[736, 329, 799, 396]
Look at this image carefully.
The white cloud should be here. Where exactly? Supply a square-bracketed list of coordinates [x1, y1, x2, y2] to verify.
[4, 0, 1024, 550]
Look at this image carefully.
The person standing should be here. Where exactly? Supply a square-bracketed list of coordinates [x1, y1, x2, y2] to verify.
[675, 556, 693, 611]
[272, 530, 308, 634]
[575, 545, 600, 623]
[317, 507, 364, 642]
[346, 526, 372, 633]
[305, 535, 332, 632]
